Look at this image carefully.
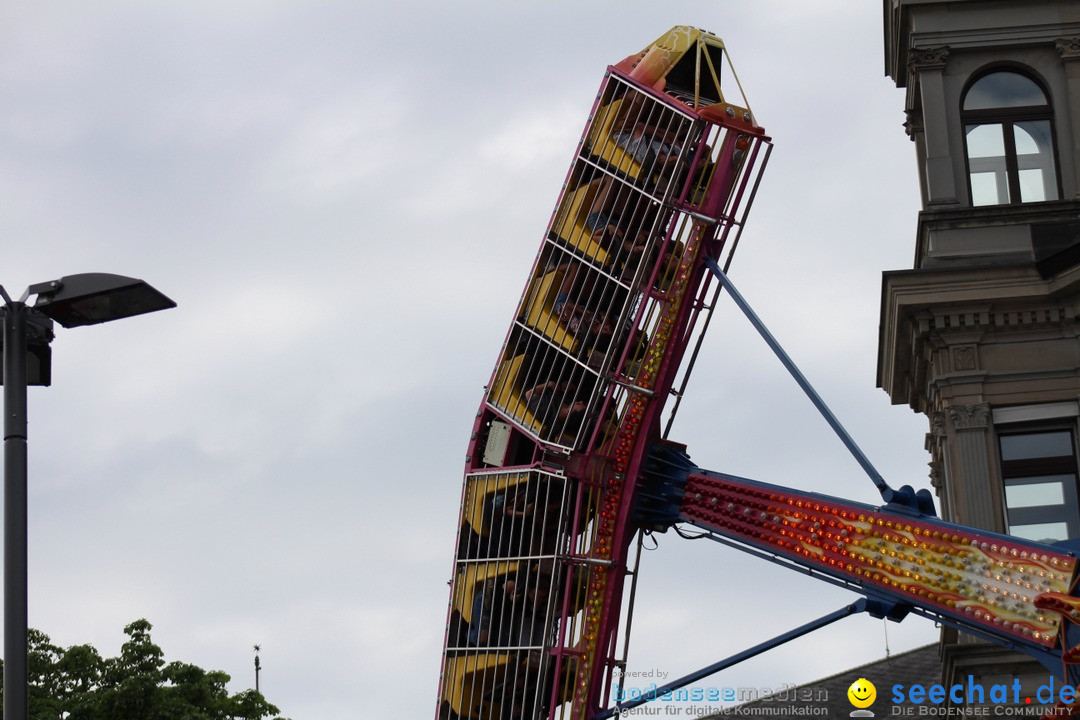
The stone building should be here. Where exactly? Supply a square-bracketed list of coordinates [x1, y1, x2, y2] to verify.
[878, 0, 1080, 698]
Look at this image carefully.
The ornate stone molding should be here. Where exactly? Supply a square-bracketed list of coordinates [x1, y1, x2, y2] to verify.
[907, 46, 950, 73]
[903, 109, 923, 141]
[929, 411, 948, 439]
[949, 402, 990, 430]
[951, 344, 978, 372]
[1055, 37, 1080, 61]
[928, 460, 943, 491]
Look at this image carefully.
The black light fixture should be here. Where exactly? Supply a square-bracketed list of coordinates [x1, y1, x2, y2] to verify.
[30, 273, 177, 329]
[1, 273, 175, 720]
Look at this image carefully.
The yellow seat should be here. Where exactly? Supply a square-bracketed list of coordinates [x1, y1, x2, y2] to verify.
[442, 652, 511, 719]
[522, 269, 577, 351]
[551, 181, 610, 265]
[453, 560, 520, 623]
[463, 472, 531, 539]
[586, 99, 643, 179]
[488, 354, 541, 433]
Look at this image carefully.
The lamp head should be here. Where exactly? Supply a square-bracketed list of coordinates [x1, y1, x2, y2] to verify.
[30, 273, 176, 328]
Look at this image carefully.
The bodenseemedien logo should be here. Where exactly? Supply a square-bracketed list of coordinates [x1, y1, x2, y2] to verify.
[848, 678, 877, 717]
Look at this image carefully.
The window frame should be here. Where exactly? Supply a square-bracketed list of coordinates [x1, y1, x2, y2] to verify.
[996, 423, 1080, 542]
[961, 68, 1060, 207]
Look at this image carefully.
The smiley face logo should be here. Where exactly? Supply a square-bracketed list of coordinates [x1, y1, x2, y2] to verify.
[847, 678, 876, 709]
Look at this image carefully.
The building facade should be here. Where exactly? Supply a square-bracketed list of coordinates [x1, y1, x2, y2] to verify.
[879, 0, 1080, 696]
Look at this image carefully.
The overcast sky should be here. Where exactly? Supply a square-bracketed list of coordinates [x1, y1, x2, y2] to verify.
[0, 2, 939, 718]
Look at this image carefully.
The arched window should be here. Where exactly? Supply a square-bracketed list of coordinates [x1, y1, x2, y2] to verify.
[962, 70, 1059, 206]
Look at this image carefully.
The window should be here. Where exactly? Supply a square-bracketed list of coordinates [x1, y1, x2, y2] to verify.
[962, 70, 1059, 206]
[998, 428, 1080, 542]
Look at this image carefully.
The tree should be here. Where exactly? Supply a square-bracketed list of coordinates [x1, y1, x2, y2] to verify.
[0, 619, 288, 720]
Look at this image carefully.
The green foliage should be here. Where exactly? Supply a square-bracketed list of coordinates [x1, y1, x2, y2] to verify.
[0, 620, 288, 720]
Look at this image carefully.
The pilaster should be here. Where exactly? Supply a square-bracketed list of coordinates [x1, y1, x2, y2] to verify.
[908, 47, 957, 205]
[1055, 37, 1080, 199]
[945, 402, 1000, 531]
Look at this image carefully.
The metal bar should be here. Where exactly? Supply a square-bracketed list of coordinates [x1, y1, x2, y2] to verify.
[3, 302, 28, 720]
[662, 279, 721, 439]
[663, 136, 771, 439]
[720, 139, 772, 271]
[612, 531, 645, 706]
[691, 526, 866, 595]
[702, 257, 893, 500]
[595, 600, 867, 719]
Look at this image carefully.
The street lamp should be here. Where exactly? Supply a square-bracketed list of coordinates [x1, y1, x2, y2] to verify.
[0, 273, 175, 720]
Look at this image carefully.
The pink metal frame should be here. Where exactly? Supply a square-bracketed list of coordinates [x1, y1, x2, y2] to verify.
[436, 55, 771, 720]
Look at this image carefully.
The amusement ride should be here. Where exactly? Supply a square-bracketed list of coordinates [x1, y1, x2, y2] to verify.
[435, 26, 1080, 720]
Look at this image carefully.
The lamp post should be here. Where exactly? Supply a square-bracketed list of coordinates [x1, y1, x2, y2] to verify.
[1, 273, 175, 720]
[254, 644, 261, 693]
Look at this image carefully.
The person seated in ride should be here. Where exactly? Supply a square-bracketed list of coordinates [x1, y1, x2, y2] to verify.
[546, 258, 630, 362]
[529, 486, 566, 556]
[610, 88, 684, 178]
[467, 578, 496, 646]
[548, 252, 616, 319]
[582, 175, 648, 264]
[488, 486, 536, 557]
[557, 301, 614, 362]
[523, 380, 588, 437]
[585, 173, 684, 288]
[488, 572, 523, 648]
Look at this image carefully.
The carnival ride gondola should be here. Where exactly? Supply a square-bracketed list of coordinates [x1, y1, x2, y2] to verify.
[435, 26, 1080, 720]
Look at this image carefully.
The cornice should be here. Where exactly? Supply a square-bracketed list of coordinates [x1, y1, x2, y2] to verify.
[877, 264, 1080, 409]
[911, 22, 1080, 51]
